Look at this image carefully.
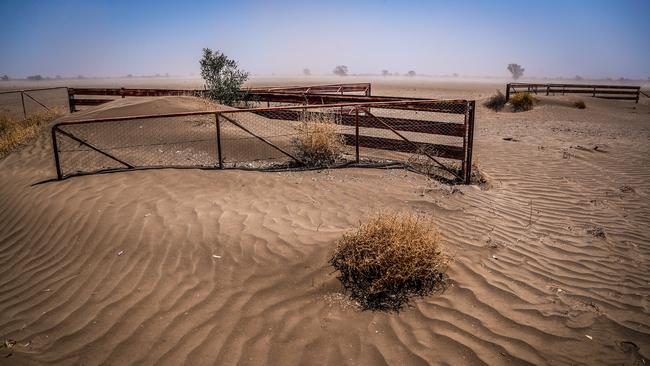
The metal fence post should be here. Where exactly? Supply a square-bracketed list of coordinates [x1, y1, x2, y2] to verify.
[355, 107, 360, 163]
[68, 88, 75, 113]
[215, 113, 223, 169]
[51, 126, 62, 180]
[20, 91, 27, 119]
[465, 101, 476, 184]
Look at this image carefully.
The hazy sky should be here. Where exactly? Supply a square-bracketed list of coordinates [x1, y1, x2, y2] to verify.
[1, 0, 649, 79]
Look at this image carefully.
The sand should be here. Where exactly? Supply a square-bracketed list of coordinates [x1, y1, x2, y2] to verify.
[0, 79, 649, 365]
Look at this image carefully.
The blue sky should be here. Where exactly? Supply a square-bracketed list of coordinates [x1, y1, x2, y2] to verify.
[1, 0, 649, 79]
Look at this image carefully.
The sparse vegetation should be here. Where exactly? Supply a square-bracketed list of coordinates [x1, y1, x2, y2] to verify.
[26, 74, 43, 81]
[333, 65, 348, 76]
[382, 69, 389, 77]
[302, 68, 311, 76]
[1, 108, 63, 158]
[200, 48, 249, 105]
[507, 63, 525, 80]
[291, 112, 344, 167]
[574, 100, 586, 109]
[510, 92, 535, 112]
[407, 70, 416, 77]
[330, 211, 449, 311]
[484, 90, 507, 111]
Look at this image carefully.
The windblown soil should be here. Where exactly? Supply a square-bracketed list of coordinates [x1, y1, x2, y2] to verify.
[0, 80, 648, 365]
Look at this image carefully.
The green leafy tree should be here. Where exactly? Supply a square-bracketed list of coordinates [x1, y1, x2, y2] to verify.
[200, 48, 249, 105]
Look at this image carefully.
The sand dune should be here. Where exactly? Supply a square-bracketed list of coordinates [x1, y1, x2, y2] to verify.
[1, 82, 649, 365]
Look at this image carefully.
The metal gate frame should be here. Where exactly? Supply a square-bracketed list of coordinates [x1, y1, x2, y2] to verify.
[51, 99, 475, 183]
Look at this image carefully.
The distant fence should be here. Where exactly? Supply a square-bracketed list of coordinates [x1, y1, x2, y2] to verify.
[51, 99, 476, 183]
[506, 83, 641, 103]
[67, 83, 374, 112]
[0, 87, 70, 117]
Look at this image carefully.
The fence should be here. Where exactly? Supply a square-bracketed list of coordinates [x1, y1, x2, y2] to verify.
[247, 83, 371, 95]
[505, 83, 641, 103]
[0, 87, 70, 118]
[67, 83, 374, 112]
[51, 99, 475, 183]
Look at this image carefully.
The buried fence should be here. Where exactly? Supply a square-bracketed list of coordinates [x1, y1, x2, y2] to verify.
[505, 82, 641, 103]
[67, 83, 374, 112]
[52, 99, 475, 183]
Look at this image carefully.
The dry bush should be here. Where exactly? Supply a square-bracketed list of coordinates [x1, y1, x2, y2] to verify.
[484, 90, 507, 111]
[510, 92, 534, 112]
[574, 100, 586, 109]
[292, 112, 344, 167]
[330, 212, 449, 311]
[0, 108, 63, 158]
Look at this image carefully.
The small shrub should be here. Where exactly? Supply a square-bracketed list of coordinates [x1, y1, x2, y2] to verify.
[484, 90, 507, 111]
[292, 112, 344, 167]
[1, 108, 63, 158]
[510, 92, 534, 112]
[574, 100, 586, 109]
[330, 212, 449, 311]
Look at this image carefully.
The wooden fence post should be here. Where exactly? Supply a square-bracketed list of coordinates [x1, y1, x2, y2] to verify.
[505, 84, 510, 101]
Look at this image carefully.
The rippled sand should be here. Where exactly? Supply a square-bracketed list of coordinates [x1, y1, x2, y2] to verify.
[1, 80, 648, 365]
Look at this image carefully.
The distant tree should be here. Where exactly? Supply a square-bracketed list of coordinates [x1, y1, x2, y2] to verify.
[55, 75, 62, 79]
[407, 70, 416, 77]
[200, 48, 249, 105]
[382, 69, 389, 77]
[507, 63, 524, 80]
[26, 74, 43, 81]
[302, 68, 311, 76]
[452, 73, 459, 78]
[126, 74, 133, 78]
[165, 73, 169, 77]
[333, 65, 348, 76]
[575, 75, 583, 81]
[1, 75, 9, 81]
[77, 75, 85, 79]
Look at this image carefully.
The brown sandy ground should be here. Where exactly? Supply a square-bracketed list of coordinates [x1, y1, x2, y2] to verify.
[0, 80, 649, 365]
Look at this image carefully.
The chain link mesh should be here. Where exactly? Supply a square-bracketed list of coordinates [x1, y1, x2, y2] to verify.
[0, 88, 69, 118]
[53, 100, 471, 181]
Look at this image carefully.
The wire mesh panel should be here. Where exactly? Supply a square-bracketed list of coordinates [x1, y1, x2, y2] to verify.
[0, 88, 69, 118]
[52, 99, 474, 183]
[54, 113, 217, 178]
[218, 106, 356, 169]
[354, 101, 470, 181]
[0, 91, 24, 117]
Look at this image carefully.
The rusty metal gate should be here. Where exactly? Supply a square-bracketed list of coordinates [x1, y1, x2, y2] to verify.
[51, 99, 475, 183]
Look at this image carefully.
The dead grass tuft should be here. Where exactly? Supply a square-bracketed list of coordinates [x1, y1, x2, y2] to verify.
[510, 92, 535, 112]
[484, 90, 507, 111]
[0, 108, 63, 158]
[292, 112, 344, 167]
[574, 100, 586, 109]
[330, 211, 449, 311]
